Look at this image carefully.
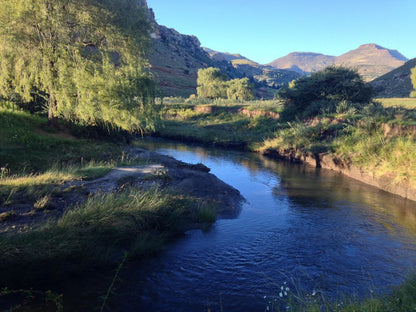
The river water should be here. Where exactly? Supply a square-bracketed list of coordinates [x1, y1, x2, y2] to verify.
[112, 138, 416, 311]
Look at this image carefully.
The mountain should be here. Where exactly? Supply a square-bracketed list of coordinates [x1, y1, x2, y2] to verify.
[267, 52, 336, 73]
[335, 44, 408, 81]
[203, 48, 301, 92]
[370, 58, 416, 98]
[268, 44, 408, 81]
[202, 48, 252, 63]
[146, 4, 300, 99]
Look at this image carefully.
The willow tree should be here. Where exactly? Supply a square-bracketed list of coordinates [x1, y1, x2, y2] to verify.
[411, 66, 416, 98]
[0, 0, 157, 132]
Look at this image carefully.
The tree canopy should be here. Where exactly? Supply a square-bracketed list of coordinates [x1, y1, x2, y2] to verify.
[196, 67, 255, 100]
[411, 66, 416, 98]
[196, 67, 228, 99]
[278, 66, 374, 120]
[0, 0, 158, 132]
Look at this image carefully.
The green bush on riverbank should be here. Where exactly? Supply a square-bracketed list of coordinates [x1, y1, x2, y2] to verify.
[158, 96, 416, 189]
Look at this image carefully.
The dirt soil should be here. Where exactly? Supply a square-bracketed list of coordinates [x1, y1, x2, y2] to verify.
[0, 148, 243, 234]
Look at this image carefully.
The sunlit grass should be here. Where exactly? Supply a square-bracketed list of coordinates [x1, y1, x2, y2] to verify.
[379, 97, 416, 109]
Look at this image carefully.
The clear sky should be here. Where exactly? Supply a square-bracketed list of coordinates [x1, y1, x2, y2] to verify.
[146, 0, 416, 64]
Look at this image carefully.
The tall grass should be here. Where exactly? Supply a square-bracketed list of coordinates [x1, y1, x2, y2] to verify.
[0, 107, 129, 173]
[0, 187, 216, 286]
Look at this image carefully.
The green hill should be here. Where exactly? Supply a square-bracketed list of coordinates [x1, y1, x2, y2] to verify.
[370, 58, 416, 98]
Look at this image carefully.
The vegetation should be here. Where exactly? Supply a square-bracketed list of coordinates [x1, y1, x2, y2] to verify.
[158, 97, 281, 148]
[0, 106, 218, 310]
[197, 67, 255, 100]
[157, 70, 416, 191]
[378, 97, 416, 109]
[0, 0, 158, 132]
[264, 275, 416, 312]
[278, 66, 373, 120]
[196, 67, 228, 99]
[411, 66, 416, 97]
[0, 107, 132, 173]
[0, 187, 216, 284]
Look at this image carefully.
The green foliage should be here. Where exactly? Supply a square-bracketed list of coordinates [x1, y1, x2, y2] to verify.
[410, 66, 416, 98]
[197, 67, 255, 100]
[0, 0, 158, 132]
[227, 77, 255, 100]
[278, 66, 374, 120]
[196, 67, 228, 99]
[0, 107, 149, 174]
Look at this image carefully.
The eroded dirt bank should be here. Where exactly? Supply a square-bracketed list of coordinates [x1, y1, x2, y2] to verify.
[262, 149, 416, 202]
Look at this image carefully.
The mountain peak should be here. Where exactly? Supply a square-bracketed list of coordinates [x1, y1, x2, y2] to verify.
[358, 43, 384, 50]
[268, 43, 408, 81]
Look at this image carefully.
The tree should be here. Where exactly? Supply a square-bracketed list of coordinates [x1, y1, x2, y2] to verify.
[278, 66, 373, 120]
[196, 67, 228, 99]
[197, 67, 255, 100]
[227, 78, 255, 100]
[0, 0, 157, 132]
[410, 66, 416, 98]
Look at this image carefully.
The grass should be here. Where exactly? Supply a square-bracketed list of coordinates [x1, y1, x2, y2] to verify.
[378, 97, 416, 109]
[157, 98, 416, 190]
[265, 274, 416, 312]
[157, 98, 283, 148]
[0, 107, 129, 174]
[0, 187, 217, 286]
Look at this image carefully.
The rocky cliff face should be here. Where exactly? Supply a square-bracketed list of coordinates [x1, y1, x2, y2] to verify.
[148, 24, 216, 97]
[144, 3, 298, 98]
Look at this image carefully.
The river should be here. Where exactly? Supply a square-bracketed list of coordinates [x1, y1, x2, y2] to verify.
[106, 138, 416, 311]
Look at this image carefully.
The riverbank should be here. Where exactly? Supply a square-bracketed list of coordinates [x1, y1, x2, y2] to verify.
[0, 107, 242, 310]
[156, 97, 416, 202]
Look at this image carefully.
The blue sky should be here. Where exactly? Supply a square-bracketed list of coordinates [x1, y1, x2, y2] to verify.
[146, 0, 416, 64]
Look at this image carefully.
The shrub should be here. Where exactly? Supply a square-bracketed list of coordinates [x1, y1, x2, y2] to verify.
[278, 66, 373, 120]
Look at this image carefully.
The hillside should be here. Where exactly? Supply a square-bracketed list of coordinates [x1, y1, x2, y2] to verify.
[336, 44, 408, 81]
[370, 58, 416, 98]
[268, 44, 408, 81]
[203, 48, 301, 97]
[146, 2, 301, 99]
[267, 52, 336, 73]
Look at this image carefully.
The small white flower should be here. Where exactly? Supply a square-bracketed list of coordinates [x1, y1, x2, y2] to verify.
[284, 291, 287, 296]
[263, 295, 267, 299]
[312, 290, 316, 296]
[279, 292, 283, 298]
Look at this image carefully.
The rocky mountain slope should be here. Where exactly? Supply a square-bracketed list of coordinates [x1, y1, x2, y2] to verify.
[268, 44, 408, 81]
[370, 58, 416, 98]
[145, 3, 299, 98]
[144, 0, 409, 97]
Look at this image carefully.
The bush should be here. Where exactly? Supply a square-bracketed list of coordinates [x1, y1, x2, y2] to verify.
[278, 66, 374, 120]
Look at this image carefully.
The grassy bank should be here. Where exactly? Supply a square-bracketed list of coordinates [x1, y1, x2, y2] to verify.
[157, 97, 416, 189]
[0, 106, 219, 310]
[156, 97, 281, 148]
[0, 187, 215, 286]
